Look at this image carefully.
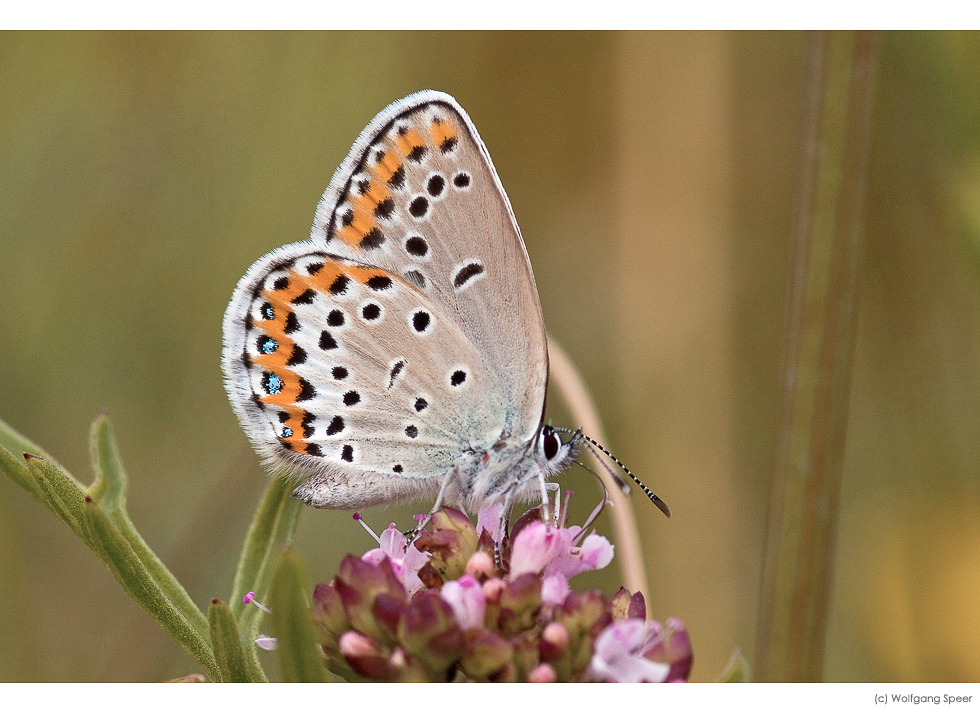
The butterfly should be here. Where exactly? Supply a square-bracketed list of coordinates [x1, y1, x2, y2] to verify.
[222, 90, 667, 532]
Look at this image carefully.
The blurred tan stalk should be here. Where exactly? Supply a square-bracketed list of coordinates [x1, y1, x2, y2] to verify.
[548, 337, 648, 596]
[755, 31, 878, 681]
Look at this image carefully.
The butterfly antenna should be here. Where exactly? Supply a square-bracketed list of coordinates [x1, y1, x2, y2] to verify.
[555, 427, 627, 491]
[560, 428, 670, 518]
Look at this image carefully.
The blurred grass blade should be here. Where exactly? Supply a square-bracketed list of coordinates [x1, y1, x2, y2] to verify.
[84, 496, 220, 681]
[717, 649, 750, 682]
[25, 454, 89, 543]
[756, 31, 879, 682]
[230, 476, 302, 681]
[269, 547, 326, 682]
[87, 413, 210, 641]
[209, 599, 253, 683]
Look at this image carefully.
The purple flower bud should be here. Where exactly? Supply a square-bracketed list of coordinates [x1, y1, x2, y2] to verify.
[611, 587, 647, 622]
[338, 631, 388, 679]
[528, 663, 558, 683]
[461, 629, 514, 681]
[539, 621, 571, 662]
[494, 572, 542, 636]
[465, 550, 495, 580]
[335, 555, 405, 644]
[309, 494, 690, 682]
[399, 590, 465, 676]
[310, 582, 350, 645]
[431, 506, 478, 540]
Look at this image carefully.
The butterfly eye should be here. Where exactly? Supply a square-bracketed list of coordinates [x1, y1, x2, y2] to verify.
[542, 428, 560, 461]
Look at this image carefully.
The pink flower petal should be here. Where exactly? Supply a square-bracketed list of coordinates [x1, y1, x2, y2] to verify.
[509, 522, 565, 577]
[440, 574, 486, 630]
[541, 574, 570, 606]
[361, 522, 430, 595]
[589, 619, 671, 683]
[475, 502, 504, 541]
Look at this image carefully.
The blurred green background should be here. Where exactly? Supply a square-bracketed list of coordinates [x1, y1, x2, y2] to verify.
[1, 31, 979, 682]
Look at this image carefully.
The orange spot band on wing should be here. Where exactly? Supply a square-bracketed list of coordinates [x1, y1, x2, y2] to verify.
[372, 151, 403, 184]
[428, 117, 457, 150]
[280, 410, 312, 453]
[345, 264, 389, 285]
[336, 201, 380, 248]
[255, 271, 309, 408]
[395, 126, 426, 157]
[305, 259, 345, 294]
[360, 179, 391, 209]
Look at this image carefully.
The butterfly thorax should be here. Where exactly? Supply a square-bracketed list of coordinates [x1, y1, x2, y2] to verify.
[449, 425, 583, 512]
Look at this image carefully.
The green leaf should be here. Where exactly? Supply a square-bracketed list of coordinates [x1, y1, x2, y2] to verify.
[0, 413, 83, 519]
[24, 454, 89, 543]
[86, 414, 210, 642]
[717, 649, 751, 682]
[230, 477, 304, 617]
[0, 445, 45, 503]
[1, 416, 214, 676]
[84, 496, 220, 681]
[230, 476, 302, 681]
[87, 411, 127, 513]
[208, 599, 253, 683]
[269, 548, 326, 683]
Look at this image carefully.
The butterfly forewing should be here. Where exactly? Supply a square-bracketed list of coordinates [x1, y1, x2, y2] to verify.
[311, 92, 548, 445]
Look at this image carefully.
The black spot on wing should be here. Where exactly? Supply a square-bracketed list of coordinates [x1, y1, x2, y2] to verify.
[453, 262, 485, 289]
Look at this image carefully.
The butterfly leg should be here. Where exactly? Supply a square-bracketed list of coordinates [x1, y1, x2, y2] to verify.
[537, 471, 553, 524]
[545, 481, 560, 526]
[405, 465, 458, 544]
[492, 484, 522, 569]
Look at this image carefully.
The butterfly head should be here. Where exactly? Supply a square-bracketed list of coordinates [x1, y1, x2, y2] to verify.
[536, 424, 583, 477]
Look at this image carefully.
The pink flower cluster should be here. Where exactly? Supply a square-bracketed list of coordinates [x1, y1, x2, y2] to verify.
[308, 499, 691, 682]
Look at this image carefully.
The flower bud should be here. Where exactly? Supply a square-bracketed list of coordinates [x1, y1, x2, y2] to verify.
[399, 590, 465, 677]
[465, 550, 495, 580]
[460, 629, 513, 680]
[335, 555, 405, 644]
[310, 582, 350, 647]
[611, 587, 647, 622]
[646, 617, 693, 682]
[338, 631, 389, 679]
[528, 662, 558, 683]
[495, 572, 542, 637]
